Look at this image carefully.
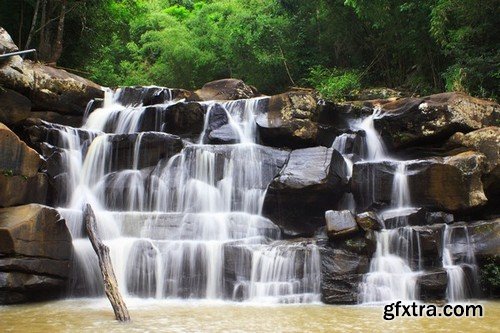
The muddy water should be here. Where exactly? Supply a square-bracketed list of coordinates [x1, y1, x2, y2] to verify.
[1, 299, 498, 333]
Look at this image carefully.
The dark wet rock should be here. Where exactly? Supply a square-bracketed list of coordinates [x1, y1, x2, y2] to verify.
[427, 211, 454, 224]
[202, 104, 239, 144]
[184, 144, 290, 188]
[408, 225, 443, 269]
[374, 92, 499, 149]
[325, 210, 358, 239]
[126, 240, 158, 298]
[106, 132, 184, 171]
[114, 86, 194, 106]
[223, 243, 254, 300]
[20, 118, 97, 150]
[356, 211, 383, 231]
[380, 208, 427, 228]
[352, 152, 487, 212]
[194, 78, 258, 101]
[136, 102, 206, 139]
[29, 111, 82, 128]
[257, 90, 319, 148]
[263, 147, 348, 236]
[417, 269, 448, 302]
[0, 204, 72, 304]
[319, 243, 370, 304]
[0, 89, 31, 125]
[469, 219, 500, 261]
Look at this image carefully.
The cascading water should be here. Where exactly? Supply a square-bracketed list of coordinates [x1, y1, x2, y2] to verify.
[442, 224, 479, 302]
[353, 109, 479, 303]
[53, 88, 320, 303]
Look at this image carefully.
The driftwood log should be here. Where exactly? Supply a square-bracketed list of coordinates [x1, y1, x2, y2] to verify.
[84, 203, 131, 322]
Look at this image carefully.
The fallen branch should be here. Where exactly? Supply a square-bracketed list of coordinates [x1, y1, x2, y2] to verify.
[84, 203, 130, 322]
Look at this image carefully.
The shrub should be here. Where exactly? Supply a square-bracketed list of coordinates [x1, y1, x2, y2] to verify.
[306, 66, 361, 101]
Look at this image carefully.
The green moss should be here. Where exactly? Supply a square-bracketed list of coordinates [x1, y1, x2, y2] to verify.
[2, 169, 14, 177]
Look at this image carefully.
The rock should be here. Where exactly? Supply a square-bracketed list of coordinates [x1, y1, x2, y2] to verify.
[426, 211, 454, 224]
[380, 207, 427, 228]
[325, 210, 358, 239]
[0, 173, 48, 208]
[139, 102, 206, 139]
[374, 92, 500, 149]
[351, 88, 407, 101]
[202, 104, 239, 144]
[0, 27, 18, 56]
[0, 89, 32, 125]
[0, 204, 72, 304]
[408, 225, 443, 269]
[319, 243, 370, 304]
[448, 127, 500, 173]
[0, 122, 43, 177]
[417, 269, 448, 302]
[356, 211, 383, 231]
[30, 111, 82, 128]
[0, 29, 103, 115]
[0, 60, 104, 115]
[194, 78, 258, 101]
[263, 147, 348, 236]
[113, 86, 194, 106]
[223, 243, 253, 300]
[106, 132, 184, 171]
[126, 240, 158, 298]
[208, 124, 239, 144]
[448, 127, 500, 208]
[257, 90, 319, 148]
[352, 152, 487, 212]
[469, 219, 500, 261]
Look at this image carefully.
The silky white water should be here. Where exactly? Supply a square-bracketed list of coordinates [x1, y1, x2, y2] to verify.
[52, 88, 320, 303]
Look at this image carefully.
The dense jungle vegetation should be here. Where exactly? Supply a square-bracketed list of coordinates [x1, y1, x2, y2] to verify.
[1, 0, 498, 99]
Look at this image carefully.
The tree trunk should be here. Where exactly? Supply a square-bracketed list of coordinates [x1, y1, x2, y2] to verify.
[25, 0, 41, 50]
[84, 204, 131, 322]
[48, 0, 66, 64]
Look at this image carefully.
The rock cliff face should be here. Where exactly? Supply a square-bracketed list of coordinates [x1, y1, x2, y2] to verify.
[0, 204, 72, 304]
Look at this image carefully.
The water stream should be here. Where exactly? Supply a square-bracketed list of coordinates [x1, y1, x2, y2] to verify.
[52, 88, 320, 303]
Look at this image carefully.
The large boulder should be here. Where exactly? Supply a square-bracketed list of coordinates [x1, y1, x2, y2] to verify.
[0, 29, 103, 115]
[112, 86, 194, 106]
[257, 90, 319, 148]
[194, 78, 258, 101]
[448, 127, 500, 207]
[0, 204, 72, 304]
[201, 104, 239, 144]
[468, 218, 500, 297]
[0, 27, 18, 56]
[374, 92, 499, 149]
[325, 210, 358, 239]
[352, 152, 487, 212]
[0, 122, 47, 207]
[319, 243, 370, 304]
[0, 60, 104, 115]
[263, 147, 348, 236]
[0, 89, 32, 125]
[417, 269, 448, 302]
[0, 122, 43, 177]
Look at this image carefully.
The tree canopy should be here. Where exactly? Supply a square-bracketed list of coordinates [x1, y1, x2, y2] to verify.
[1, 0, 498, 99]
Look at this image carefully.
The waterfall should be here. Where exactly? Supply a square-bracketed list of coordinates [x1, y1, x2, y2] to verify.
[442, 224, 479, 302]
[52, 88, 319, 303]
[355, 109, 480, 304]
[356, 112, 420, 303]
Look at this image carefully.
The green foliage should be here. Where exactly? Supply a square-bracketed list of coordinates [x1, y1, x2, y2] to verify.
[2, 169, 14, 177]
[307, 66, 361, 101]
[1, 0, 498, 98]
[482, 258, 500, 288]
